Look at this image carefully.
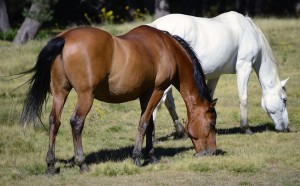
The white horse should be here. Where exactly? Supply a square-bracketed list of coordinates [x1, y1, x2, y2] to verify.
[149, 11, 289, 135]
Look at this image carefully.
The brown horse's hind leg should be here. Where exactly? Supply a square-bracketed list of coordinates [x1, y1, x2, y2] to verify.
[133, 90, 163, 166]
[70, 92, 94, 172]
[46, 89, 70, 176]
[145, 116, 159, 164]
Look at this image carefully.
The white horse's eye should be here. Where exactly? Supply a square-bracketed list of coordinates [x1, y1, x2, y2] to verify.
[283, 98, 287, 104]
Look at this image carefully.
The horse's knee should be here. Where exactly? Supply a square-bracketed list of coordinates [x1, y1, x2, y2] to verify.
[138, 121, 148, 134]
[70, 116, 84, 134]
[49, 114, 55, 125]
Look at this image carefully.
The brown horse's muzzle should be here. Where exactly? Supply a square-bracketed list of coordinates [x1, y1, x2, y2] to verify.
[190, 127, 217, 157]
[194, 149, 216, 157]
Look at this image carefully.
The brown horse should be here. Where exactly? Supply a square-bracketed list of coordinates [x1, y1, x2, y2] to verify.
[19, 25, 217, 175]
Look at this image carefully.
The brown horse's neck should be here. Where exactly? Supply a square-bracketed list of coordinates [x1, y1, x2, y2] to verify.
[172, 54, 209, 122]
[170, 34, 212, 121]
[179, 74, 208, 120]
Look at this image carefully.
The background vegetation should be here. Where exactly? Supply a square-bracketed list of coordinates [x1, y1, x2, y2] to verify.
[2, 0, 300, 43]
[0, 17, 299, 185]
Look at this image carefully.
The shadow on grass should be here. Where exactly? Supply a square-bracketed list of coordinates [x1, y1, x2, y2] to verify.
[156, 123, 280, 140]
[217, 122, 277, 135]
[57, 145, 193, 166]
[156, 132, 187, 142]
[57, 145, 226, 167]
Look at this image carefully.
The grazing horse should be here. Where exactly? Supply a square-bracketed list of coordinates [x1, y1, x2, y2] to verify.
[149, 11, 289, 134]
[19, 25, 217, 175]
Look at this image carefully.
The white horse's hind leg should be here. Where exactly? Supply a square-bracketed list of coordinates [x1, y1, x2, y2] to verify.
[207, 77, 220, 98]
[152, 86, 186, 141]
[236, 61, 253, 134]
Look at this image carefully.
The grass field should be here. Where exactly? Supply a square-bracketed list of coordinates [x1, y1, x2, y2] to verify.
[0, 18, 300, 185]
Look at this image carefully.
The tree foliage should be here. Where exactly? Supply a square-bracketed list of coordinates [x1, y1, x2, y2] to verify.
[22, 0, 54, 22]
[1, 0, 300, 43]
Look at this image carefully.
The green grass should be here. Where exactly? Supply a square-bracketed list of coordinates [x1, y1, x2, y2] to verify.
[0, 18, 300, 185]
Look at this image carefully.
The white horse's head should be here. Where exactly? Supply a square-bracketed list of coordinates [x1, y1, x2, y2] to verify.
[261, 78, 289, 131]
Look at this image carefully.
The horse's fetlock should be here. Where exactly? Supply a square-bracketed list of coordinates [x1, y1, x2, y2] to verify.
[46, 150, 55, 164]
[132, 150, 142, 158]
[148, 148, 155, 156]
[74, 155, 85, 166]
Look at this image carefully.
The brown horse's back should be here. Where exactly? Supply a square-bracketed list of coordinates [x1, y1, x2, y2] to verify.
[54, 26, 178, 103]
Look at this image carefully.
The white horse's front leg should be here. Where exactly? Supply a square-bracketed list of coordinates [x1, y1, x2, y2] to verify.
[236, 61, 253, 134]
[152, 86, 170, 142]
[164, 87, 186, 138]
[207, 77, 220, 99]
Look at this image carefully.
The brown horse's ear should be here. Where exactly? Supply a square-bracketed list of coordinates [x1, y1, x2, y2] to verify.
[210, 99, 218, 108]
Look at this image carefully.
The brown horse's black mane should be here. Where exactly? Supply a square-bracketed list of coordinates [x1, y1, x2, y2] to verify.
[169, 33, 212, 103]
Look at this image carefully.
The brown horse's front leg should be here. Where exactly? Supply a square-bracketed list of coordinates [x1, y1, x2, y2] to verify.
[133, 118, 158, 166]
[145, 116, 159, 164]
[70, 93, 93, 172]
[132, 120, 147, 167]
[132, 90, 163, 166]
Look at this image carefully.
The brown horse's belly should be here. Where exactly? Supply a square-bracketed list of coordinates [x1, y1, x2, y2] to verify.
[93, 78, 151, 103]
[94, 89, 143, 103]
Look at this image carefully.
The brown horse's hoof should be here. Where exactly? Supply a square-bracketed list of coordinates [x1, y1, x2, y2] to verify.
[80, 163, 90, 173]
[133, 158, 143, 167]
[149, 155, 159, 164]
[45, 166, 57, 176]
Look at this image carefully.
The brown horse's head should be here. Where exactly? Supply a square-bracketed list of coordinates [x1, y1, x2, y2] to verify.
[187, 99, 217, 157]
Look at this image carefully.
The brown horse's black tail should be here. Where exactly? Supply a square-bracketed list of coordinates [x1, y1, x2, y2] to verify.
[19, 37, 65, 126]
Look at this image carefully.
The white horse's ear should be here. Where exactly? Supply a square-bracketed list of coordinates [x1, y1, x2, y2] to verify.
[281, 77, 289, 87]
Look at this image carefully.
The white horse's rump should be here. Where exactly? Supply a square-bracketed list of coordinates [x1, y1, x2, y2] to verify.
[149, 11, 289, 133]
